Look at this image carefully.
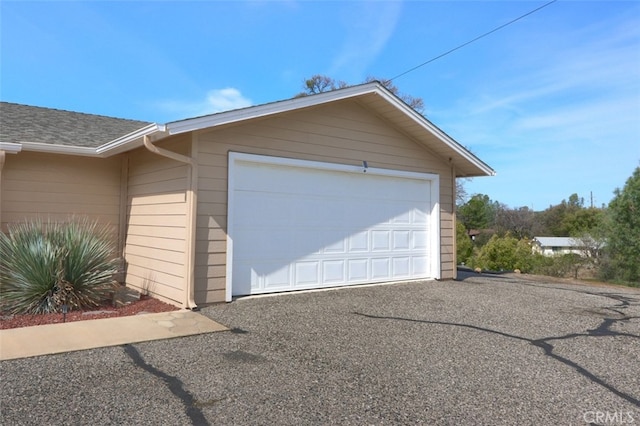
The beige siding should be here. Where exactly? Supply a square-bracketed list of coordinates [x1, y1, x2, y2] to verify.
[194, 99, 455, 304]
[124, 137, 190, 306]
[1, 151, 121, 237]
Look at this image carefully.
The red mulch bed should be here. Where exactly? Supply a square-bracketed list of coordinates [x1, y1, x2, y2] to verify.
[0, 296, 179, 330]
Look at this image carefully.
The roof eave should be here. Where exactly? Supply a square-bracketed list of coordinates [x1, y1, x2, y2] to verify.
[165, 83, 382, 135]
[371, 89, 495, 178]
[12, 123, 166, 157]
[165, 82, 494, 178]
[18, 142, 98, 157]
[0, 142, 22, 154]
[95, 123, 167, 157]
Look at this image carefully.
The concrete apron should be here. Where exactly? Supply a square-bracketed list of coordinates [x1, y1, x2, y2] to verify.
[0, 311, 228, 361]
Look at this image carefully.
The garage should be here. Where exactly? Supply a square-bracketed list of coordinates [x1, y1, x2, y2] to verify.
[3, 82, 495, 308]
[227, 152, 441, 297]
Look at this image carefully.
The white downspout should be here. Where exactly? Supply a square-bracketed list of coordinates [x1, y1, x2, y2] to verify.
[0, 144, 22, 230]
[143, 135, 198, 310]
[0, 150, 6, 229]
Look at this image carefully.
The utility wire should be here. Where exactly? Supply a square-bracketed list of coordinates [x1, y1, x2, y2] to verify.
[390, 0, 558, 82]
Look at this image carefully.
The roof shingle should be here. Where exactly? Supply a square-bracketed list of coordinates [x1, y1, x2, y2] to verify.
[0, 102, 152, 148]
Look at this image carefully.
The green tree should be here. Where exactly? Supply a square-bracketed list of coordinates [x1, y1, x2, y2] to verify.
[456, 221, 473, 265]
[457, 194, 496, 231]
[538, 193, 602, 236]
[562, 207, 605, 237]
[604, 166, 640, 284]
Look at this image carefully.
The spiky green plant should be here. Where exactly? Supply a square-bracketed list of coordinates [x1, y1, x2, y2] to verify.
[0, 218, 119, 314]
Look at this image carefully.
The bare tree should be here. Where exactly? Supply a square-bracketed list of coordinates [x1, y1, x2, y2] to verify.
[456, 178, 470, 206]
[295, 75, 348, 97]
[296, 75, 425, 115]
[364, 76, 424, 114]
[494, 204, 536, 239]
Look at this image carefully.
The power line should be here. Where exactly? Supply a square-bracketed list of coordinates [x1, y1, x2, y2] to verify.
[390, 0, 558, 82]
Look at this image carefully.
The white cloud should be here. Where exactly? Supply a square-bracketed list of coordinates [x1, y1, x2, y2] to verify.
[441, 10, 640, 208]
[156, 88, 253, 121]
[329, 0, 403, 79]
[204, 88, 253, 113]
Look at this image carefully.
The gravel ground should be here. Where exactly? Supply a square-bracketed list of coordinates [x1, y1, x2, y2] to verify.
[1, 272, 639, 425]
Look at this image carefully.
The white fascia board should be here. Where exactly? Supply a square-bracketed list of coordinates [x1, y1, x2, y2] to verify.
[374, 90, 496, 177]
[230, 151, 439, 181]
[96, 123, 166, 157]
[166, 83, 382, 136]
[16, 124, 166, 158]
[0, 142, 22, 153]
[19, 142, 97, 157]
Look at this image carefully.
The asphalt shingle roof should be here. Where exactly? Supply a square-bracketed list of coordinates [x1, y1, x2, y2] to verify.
[0, 102, 152, 148]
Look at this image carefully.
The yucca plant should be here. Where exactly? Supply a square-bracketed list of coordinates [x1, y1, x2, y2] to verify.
[0, 218, 119, 314]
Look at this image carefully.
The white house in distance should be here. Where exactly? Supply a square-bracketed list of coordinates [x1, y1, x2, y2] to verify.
[532, 237, 583, 256]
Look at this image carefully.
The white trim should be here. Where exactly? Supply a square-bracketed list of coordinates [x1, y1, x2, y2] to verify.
[226, 152, 441, 300]
[229, 152, 439, 181]
[14, 124, 166, 158]
[168, 84, 380, 136]
[96, 123, 166, 157]
[0, 142, 22, 153]
[167, 83, 493, 177]
[225, 155, 237, 302]
[19, 142, 97, 157]
[430, 175, 441, 280]
[374, 89, 495, 177]
[6, 83, 493, 177]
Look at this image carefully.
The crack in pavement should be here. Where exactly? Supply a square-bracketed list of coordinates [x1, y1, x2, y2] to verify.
[123, 344, 210, 425]
[353, 307, 640, 408]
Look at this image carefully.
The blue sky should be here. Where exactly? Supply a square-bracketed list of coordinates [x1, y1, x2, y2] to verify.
[2, 1, 639, 210]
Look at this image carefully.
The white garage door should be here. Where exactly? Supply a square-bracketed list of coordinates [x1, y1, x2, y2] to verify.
[227, 153, 440, 299]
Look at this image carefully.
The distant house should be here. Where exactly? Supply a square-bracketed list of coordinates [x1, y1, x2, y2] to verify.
[532, 237, 583, 256]
[466, 229, 481, 241]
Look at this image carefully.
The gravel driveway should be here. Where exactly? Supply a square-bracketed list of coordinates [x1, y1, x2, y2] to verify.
[1, 273, 639, 425]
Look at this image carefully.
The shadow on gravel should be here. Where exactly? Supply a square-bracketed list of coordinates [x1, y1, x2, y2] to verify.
[123, 344, 210, 426]
[455, 268, 515, 282]
[353, 304, 640, 408]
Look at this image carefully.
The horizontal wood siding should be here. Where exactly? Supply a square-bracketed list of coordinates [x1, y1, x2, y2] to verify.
[124, 137, 190, 306]
[195, 99, 455, 303]
[1, 152, 121, 238]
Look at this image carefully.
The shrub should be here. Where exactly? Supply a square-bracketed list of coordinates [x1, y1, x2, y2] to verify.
[531, 253, 583, 278]
[473, 233, 534, 272]
[0, 219, 118, 314]
[456, 222, 473, 265]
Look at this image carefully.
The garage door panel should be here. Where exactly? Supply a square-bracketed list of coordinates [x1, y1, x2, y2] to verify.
[264, 265, 291, 289]
[324, 235, 347, 253]
[413, 256, 428, 275]
[372, 230, 391, 251]
[413, 230, 428, 250]
[349, 231, 369, 252]
[323, 261, 346, 283]
[393, 230, 411, 250]
[413, 208, 429, 224]
[229, 154, 437, 297]
[372, 258, 391, 279]
[295, 261, 320, 286]
[392, 257, 411, 277]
